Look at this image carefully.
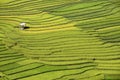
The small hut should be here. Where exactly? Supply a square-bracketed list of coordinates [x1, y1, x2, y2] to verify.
[20, 22, 26, 30]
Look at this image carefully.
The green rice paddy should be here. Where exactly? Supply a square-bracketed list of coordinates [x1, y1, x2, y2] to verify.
[0, 0, 120, 80]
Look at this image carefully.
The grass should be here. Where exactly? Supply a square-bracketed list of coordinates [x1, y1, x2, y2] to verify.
[0, 0, 120, 80]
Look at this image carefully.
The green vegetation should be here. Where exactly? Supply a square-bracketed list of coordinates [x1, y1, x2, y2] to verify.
[0, 0, 120, 80]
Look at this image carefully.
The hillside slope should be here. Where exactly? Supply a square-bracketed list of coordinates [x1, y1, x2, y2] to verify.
[0, 0, 120, 80]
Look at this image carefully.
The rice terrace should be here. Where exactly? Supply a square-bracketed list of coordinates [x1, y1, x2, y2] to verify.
[0, 0, 120, 80]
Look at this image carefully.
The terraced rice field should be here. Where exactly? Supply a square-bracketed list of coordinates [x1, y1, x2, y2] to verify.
[0, 0, 120, 80]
